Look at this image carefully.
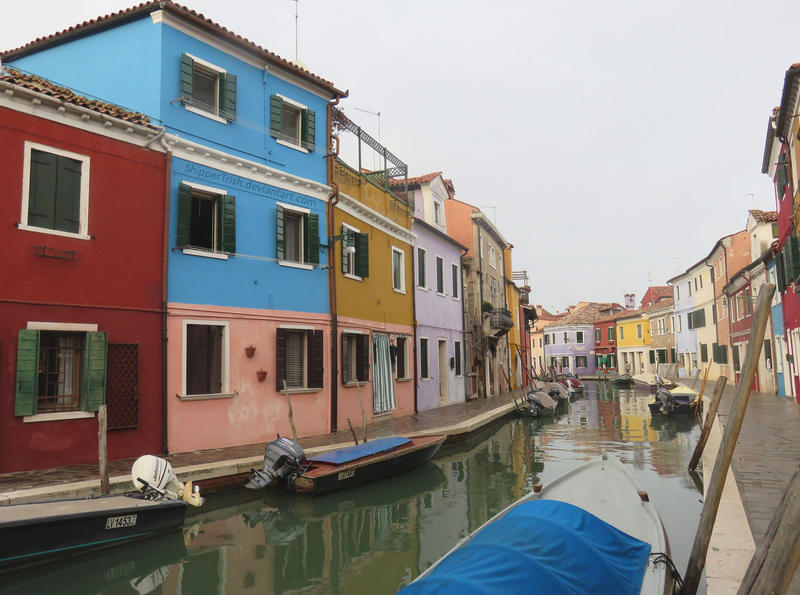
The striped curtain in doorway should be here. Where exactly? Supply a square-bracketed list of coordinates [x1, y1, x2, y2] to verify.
[372, 333, 396, 414]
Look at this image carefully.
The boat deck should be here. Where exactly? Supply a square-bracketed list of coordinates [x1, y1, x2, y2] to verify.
[0, 495, 172, 523]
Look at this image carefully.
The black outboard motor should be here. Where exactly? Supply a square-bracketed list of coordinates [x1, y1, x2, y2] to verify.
[654, 386, 677, 415]
[245, 437, 305, 489]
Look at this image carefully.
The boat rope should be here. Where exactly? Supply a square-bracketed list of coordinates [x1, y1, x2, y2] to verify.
[650, 552, 683, 589]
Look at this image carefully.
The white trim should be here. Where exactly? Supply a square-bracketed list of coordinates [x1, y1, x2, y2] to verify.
[344, 273, 363, 281]
[277, 201, 310, 215]
[182, 180, 227, 195]
[340, 328, 367, 335]
[23, 411, 95, 423]
[16, 225, 91, 241]
[182, 248, 229, 260]
[185, 104, 228, 124]
[335, 192, 415, 244]
[279, 260, 313, 270]
[181, 319, 230, 396]
[392, 246, 406, 293]
[27, 322, 98, 331]
[342, 222, 361, 279]
[20, 141, 91, 238]
[184, 53, 227, 74]
[275, 93, 307, 110]
[178, 392, 237, 401]
[278, 324, 317, 331]
[276, 138, 310, 153]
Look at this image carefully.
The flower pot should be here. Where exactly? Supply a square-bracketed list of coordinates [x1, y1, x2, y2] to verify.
[256, 369, 267, 382]
[245, 345, 256, 358]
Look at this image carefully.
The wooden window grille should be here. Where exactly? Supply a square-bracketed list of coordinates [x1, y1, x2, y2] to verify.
[107, 343, 139, 430]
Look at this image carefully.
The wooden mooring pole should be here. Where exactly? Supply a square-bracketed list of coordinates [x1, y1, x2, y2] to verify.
[687, 376, 728, 471]
[98, 404, 109, 495]
[355, 380, 367, 443]
[738, 461, 800, 594]
[681, 283, 775, 595]
[282, 380, 298, 441]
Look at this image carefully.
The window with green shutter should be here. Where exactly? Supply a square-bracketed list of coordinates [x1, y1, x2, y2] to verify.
[276, 328, 324, 390]
[276, 205, 319, 265]
[176, 183, 236, 254]
[180, 53, 236, 121]
[269, 94, 316, 151]
[700, 343, 708, 363]
[14, 329, 107, 416]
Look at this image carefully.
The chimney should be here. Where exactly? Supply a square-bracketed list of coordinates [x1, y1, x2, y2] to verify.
[624, 293, 636, 310]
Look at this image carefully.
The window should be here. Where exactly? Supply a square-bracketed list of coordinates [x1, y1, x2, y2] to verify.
[561, 356, 569, 368]
[433, 201, 443, 225]
[676, 286, 680, 300]
[392, 247, 406, 292]
[420, 338, 429, 379]
[452, 264, 459, 299]
[620, 326, 625, 340]
[688, 282, 692, 297]
[675, 315, 682, 332]
[732, 345, 741, 372]
[694, 277, 698, 291]
[341, 333, 369, 384]
[488, 244, 497, 269]
[595, 329, 601, 343]
[454, 340, 462, 376]
[180, 54, 236, 121]
[544, 334, 550, 345]
[276, 328, 323, 390]
[712, 343, 729, 364]
[417, 247, 427, 288]
[636, 324, 642, 339]
[576, 356, 587, 368]
[765, 339, 773, 370]
[395, 336, 409, 379]
[700, 343, 708, 363]
[608, 327, 616, 341]
[699, 273, 703, 289]
[177, 183, 236, 254]
[436, 256, 445, 294]
[688, 308, 706, 329]
[276, 203, 319, 266]
[576, 331, 584, 344]
[185, 322, 227, 396]
[649, 350, 656, 364]
[563, 332, 568, 344]
[21, 143, 90, 238]
[15, 327, 107, 417]
[772, 222, 779, 238]
[341, 224, 369, 278]
[269, 94, 315, 151]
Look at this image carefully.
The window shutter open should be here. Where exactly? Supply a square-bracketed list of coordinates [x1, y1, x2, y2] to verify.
[276, 205, 285, 260]
[341, 334, 349, 384]
[15, 329, 39, 416]
[310, 330, 324, 388]
[649, 350, 655, 364]
[355, 232, 369, 278]
[180, 54, 194, 103]
[342, 226, 352, 272]
[357, 334, 370, 382]
[304, 213, 319, 264]
[276, 328, 286, 391]
[177, 183, 192, 247]
[219, 194, 236, 253]
[81, 331, 108, 412]
[301, 108, 316, 151]
[791, 236, 800, 281]
[269, 94, 283, 138]
[777, 250, 787, 292]
[219, 72, 237, 121]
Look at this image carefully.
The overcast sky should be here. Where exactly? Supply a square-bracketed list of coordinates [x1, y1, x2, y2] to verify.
[3, 1, 798, 312]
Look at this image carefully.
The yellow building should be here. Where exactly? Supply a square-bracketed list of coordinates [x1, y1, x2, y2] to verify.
[616, 310, 653, 375]
[504, 246, 522, 389]
[329, 109, 414, 431]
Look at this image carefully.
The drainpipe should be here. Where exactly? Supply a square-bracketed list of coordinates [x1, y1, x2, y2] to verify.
[326, 91, 347, 432]
[477, 225, 485, 396]
[412, 236, 419, 414]
[459, 246, 468, 399]
[705, 257, 718, 373]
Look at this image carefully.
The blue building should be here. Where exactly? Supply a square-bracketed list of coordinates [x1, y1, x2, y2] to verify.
[5, 2, 346, 451]
[768, 258, 789, 396]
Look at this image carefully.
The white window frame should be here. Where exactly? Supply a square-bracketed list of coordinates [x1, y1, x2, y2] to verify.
[277, 201, 313, 270]
[392, 246, 406, 293]
[435, 255, 445, 296]
[433, 200, 443, 225]
[180, 180, 230, 260]
[19, 141, 91, 240]
[180, 319, 232, 400]
[183, 53, 228, 124]
[417, 246, 428, 290]
[274, 93, 310, 153]
[342, 222, 361, 280]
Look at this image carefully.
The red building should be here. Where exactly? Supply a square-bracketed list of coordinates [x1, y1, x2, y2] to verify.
[593, 311, 627, 374]
[0, 69, 168, 472]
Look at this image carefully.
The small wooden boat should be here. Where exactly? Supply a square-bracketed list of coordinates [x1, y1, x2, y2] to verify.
[557, 371, 585, 394]
[632, 373, 676, 392]
[648, 383, 701, 416]
[0, 456, 202, 570]
[544, 381, 570, 402]
[400, 454, 675, 594]
[609, 373, 634, 386]
[515, 391, 558, 417]
[246, 435, 446, 496]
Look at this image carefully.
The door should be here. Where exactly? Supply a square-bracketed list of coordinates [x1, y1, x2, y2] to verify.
[438, 339, 449, 405]
[372, 333, 396, 414]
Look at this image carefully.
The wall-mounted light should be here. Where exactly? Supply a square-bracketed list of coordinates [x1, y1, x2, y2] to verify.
[327, 233, 356, 256]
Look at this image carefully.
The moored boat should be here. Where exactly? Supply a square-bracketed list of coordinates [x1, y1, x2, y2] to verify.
[609, 373, 634, 386]
[648, 383, 701, 416]
[515, 391, 558, 417]
[246, 434, 446, 496]
[0, 456, 203, 570]
[632, 373, 676, 392]
[557, 371, 585, 394]
[399, 454, 676, 594]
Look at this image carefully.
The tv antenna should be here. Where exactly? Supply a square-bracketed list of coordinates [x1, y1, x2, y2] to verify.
[355, 107, 381, 168]
[290, 0, 299, 62]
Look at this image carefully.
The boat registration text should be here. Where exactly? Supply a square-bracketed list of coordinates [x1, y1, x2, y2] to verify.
[337, 469, 355, 481]
[105, 514, 137, 529]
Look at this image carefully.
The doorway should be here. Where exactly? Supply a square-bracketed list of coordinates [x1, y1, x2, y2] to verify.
[438, 339, 449, 405]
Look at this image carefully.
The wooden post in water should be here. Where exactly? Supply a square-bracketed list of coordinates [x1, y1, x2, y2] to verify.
[738, 462, 800, 594]
[282, 380, 298, 441]
[690, 367, 702, 389]
[98, 404, 109, 495]
[688, 376, 728, 471]
[681, 284, 775, 595]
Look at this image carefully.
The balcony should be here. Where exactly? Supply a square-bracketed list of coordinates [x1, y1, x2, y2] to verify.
[482, 308, 514, 338]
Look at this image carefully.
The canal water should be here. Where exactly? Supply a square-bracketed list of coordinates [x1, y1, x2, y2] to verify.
[1, 381, 706, 594]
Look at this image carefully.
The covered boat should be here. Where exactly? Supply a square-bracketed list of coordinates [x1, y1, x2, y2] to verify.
[0, 455, 203, 570]
[399, 454, 675, 594]
[246, 435, 445, 496]
[648, 383, 701, 416]
[632, 373, 675, 392]
[557, 371, 585, 394]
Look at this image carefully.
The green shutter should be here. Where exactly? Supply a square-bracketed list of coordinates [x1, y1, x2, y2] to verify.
[791, 236, 800, 281]
[304, 213, 319, 264]
[27, 149, 57, 230]
[355, 232, 369, 278]
[301, 108, 316, 151]
[357, 334, 370, 381]
[177, 183, 192, 247]
[180, 54, 194, 102]
[777, 249, 787, 292]
[649, 350, 655, 364]
[55, 154, 81, 234]
[269, 94, 283, 138]
[309, 330, 324, 388]
[219, 72, 237, 121]
[276, 205, 285, 260]
[81, 331, 107, 412]
[219, 194, 236, 253]
[15, 329, 39, 416]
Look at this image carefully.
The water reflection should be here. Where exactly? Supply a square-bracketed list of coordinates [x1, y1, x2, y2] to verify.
[7, 382, 705, 594]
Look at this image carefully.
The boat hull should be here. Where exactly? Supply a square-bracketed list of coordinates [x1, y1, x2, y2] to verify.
[0, 494, 187, 570]
[291, 435, 445, 496]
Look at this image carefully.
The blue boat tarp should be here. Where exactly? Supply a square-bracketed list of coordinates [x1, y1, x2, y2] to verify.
[398, 499, 651, 595]
[308, 437, 411, 465]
